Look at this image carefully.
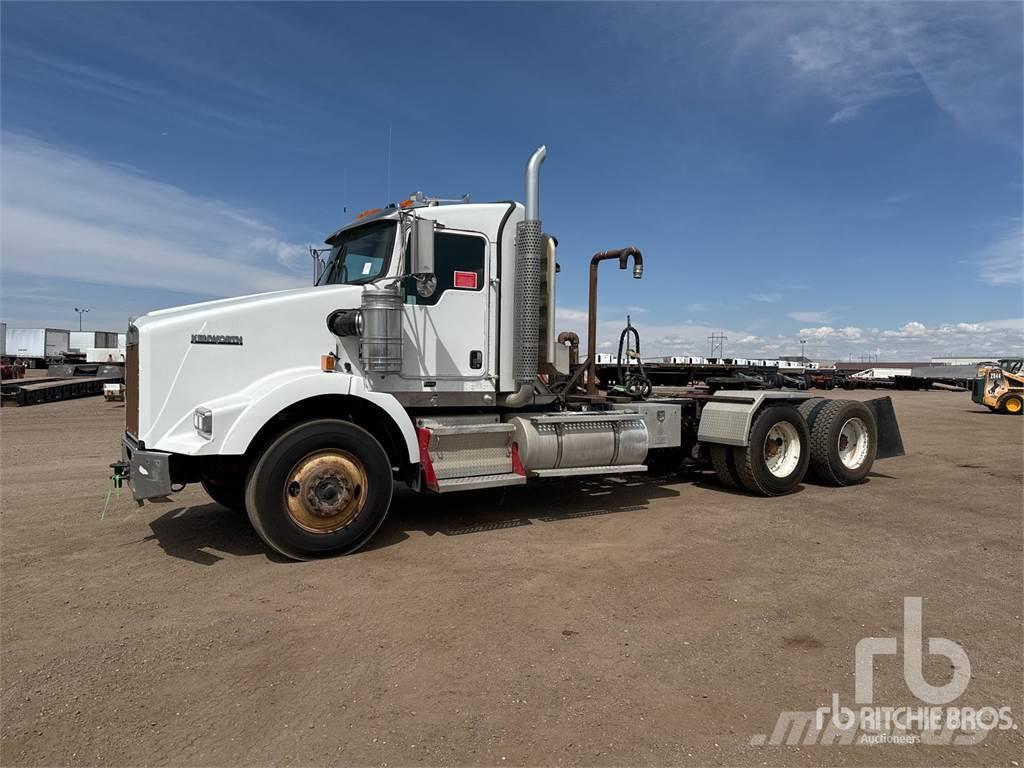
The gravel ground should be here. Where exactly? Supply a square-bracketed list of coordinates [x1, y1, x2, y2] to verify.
[1, 389, 1021, 766]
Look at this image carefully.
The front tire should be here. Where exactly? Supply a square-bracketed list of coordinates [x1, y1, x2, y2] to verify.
[201, 473, 247, 512]
[245, 419, 393, 560]
[735, 405, 810, 496]
[1000, 394, 1023, 415]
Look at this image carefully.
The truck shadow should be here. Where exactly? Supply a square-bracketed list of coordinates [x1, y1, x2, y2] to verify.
[144, 504, 289, 565]
[361, 475, 684, 553]
[145, 475, 685, 563]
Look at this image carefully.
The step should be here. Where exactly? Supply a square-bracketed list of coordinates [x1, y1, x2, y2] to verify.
[530, 464, 648, 478]
[435, 473, 527, 493]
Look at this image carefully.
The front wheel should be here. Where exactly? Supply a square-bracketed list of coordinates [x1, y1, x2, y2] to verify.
[1000, 394, 1023, 415]
[200, 473, 247, 513]
[245, 419, 393, 560]
[735, 405, 810, 496]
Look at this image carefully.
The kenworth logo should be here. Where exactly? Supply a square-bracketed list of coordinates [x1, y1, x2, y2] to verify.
[190, 334, 243, 346]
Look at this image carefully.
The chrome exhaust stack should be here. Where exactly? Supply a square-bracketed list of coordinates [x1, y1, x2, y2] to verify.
[504, 145, 546, 407]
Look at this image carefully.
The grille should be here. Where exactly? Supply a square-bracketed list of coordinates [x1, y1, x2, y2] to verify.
[125, 342, 139, 438]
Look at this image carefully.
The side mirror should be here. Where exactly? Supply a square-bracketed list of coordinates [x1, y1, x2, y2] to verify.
[410, 218, 435, 276]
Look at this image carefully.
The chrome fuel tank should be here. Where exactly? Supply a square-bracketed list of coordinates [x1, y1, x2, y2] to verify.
[506, 411, 648, 471]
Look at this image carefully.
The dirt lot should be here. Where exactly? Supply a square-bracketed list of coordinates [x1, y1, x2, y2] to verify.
[1, 390, 1021, 766]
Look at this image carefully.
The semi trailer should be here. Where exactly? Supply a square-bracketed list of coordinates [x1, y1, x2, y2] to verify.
[5, 327, 71, 367]
[113, 146, 904, 560]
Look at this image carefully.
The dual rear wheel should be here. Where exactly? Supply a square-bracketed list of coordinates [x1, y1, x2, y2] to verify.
[711, 399, 878, 495]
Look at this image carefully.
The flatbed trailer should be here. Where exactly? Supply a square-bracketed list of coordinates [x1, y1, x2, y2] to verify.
[1, 370, 125, 406]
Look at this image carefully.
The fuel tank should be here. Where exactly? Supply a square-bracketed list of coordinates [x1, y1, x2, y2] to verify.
[506, 411, 648, 471]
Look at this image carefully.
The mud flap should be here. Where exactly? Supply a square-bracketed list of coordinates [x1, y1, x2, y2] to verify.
[866, 396, 905, 459]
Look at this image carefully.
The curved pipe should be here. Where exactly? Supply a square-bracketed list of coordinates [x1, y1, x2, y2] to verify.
[524, 145, 546, 221]
[557, 331, 580, 367]
[586, 247, 643, 396]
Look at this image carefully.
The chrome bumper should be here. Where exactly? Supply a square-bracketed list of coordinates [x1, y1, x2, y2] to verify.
[121, 434, 173, 501]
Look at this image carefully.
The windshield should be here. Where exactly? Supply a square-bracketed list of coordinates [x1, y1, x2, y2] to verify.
[317, 220, 396, 286]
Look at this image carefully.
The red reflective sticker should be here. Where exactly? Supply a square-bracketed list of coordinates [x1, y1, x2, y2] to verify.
[453, 271, 478, 289]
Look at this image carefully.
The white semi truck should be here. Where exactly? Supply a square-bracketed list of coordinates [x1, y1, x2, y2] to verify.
[114, 147, 904, 560]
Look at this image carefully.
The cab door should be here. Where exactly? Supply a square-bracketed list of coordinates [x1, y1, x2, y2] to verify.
[400, 229, 491, 385]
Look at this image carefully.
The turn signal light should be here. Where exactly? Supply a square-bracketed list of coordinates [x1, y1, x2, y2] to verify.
[321, 355, 336, 372]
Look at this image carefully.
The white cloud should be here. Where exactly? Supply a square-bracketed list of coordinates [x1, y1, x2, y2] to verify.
[553, 307, 1022, 361]
[750, 293, 781, 303]
[730, 3, 1022, 141]
[799, 326, 865, 341]
[0, 133, 308, 297]
[555, 307, 589, 324]
[974, 225, 1023, 285]
[788, 310, 833, 323]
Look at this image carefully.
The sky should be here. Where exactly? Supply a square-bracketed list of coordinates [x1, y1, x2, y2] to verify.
[1, 1, 1022, 362]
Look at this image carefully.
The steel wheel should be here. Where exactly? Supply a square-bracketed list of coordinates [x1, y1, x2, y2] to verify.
[763, 421, 801, 478]
[806, 400, 878, 486]
[837, 417, 870, 470]
[735, 405, 810, 496]
[284, 449, 368, 533]
[246, 419, 393, 560]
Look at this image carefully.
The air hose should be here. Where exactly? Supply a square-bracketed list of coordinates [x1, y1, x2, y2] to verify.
[614, 316, 652, 399]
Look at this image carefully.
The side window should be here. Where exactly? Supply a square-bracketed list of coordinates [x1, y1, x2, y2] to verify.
[405, 232, 485, 306]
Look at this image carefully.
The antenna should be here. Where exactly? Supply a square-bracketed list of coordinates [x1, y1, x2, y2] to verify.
[385, 124, 393, 203]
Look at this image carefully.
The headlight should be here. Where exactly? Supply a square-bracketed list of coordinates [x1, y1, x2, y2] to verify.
[193, 407, 213, 438]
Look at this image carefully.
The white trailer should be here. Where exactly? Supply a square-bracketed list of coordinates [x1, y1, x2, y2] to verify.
[6, 328, 70, 367]
[86, 348, 125, 363]
[851, 368, 912, 379]
[113, 146, 905, 560]
[71, 331, 119, 352]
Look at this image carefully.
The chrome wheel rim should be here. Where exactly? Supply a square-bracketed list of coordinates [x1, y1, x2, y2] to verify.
[763, 421, 801, 478]
[838, 417, 870, 470]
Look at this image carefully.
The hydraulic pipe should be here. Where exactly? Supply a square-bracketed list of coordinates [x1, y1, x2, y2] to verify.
[586, 247, 643, 396]
[557, 331, 580, 367]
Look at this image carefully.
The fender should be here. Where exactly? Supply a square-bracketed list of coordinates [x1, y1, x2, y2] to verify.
[150, 366, 420, 465]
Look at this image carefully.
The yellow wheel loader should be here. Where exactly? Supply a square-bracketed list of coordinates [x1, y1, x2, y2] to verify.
[972, 358, 1024, 414]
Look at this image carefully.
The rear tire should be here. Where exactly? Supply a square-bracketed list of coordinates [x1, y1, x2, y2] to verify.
[999, 394, 1023, 415]
[735, 405, 810, 496]
[710, 445, 740, 489]
[797, 397, 826, 427]
[245, 419, 393, 560]
[807, 400, 878, 485]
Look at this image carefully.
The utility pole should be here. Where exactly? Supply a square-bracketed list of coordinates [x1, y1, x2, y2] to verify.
[707, 332, 727, 359]
[74, 307, 90, 332]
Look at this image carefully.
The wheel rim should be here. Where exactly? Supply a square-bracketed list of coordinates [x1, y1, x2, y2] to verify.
[1007, 398, 1022, 413]
[763, 421, 801, 478]
[838, 417, 870, 470]
[284, 449, 368, 533]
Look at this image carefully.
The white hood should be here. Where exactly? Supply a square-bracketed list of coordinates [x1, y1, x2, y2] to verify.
[135, 283, 364, 447]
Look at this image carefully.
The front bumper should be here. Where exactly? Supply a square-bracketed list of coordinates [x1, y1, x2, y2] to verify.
[121, 434, 174, 501]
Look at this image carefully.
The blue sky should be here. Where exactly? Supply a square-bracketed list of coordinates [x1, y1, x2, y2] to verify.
[2, 1, 1021, 360]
